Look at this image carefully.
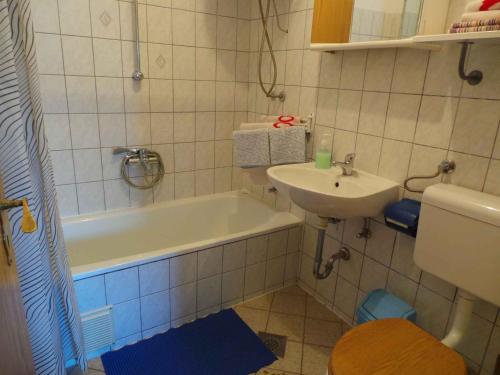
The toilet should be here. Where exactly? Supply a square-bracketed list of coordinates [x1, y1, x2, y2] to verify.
[329, 183, 500, 374]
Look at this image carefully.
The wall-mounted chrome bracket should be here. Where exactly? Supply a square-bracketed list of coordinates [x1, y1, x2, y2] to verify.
[458, 42, 483, 86]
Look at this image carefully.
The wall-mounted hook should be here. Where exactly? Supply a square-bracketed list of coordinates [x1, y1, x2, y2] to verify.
[458, 42, 483, 86]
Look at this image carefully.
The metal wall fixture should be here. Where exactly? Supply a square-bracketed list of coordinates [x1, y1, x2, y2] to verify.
[404, 160, 456, 193]
[113, 147, 165, 189]
[132, 0, 144, 81]
[458, 42, 482, 86]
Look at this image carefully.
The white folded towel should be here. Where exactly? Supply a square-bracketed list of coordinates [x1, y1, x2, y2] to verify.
[233, 128, 270, 168]
[239, 122, 274, 130]
[465, 0, 500, 12]
[461, 9, 500, 21]
[269, 126, 306, 165]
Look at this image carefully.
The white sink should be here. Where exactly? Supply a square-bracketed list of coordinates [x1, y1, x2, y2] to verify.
[267, 163, 399, 219]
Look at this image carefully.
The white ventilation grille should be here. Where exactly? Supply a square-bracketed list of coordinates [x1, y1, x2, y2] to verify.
[81, 306, 115, 354]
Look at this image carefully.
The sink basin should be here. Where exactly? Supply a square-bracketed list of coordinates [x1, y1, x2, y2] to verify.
[267, 163, 399, 219]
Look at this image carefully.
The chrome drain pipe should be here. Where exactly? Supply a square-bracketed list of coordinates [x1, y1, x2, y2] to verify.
[313, 218, 350, 280]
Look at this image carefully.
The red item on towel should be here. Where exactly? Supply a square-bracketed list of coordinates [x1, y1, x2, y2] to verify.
[480, 0, 500, 10]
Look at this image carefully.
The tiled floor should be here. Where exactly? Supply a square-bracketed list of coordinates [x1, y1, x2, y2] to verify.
[84, 286, 350, 375]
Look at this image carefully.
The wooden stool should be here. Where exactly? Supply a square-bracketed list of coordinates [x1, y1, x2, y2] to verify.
[329, 318, 467, 375]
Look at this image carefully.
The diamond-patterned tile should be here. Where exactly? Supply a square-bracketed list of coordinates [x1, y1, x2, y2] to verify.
[99, 11, 111, 27]
[156, 55, 166, 69]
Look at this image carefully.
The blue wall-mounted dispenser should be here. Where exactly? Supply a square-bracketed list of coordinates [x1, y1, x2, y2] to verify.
[356, 289, 416, 325]
[384, 199, 421, 237]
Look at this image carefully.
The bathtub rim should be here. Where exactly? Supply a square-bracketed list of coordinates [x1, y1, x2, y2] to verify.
[66, 190, 303, 281]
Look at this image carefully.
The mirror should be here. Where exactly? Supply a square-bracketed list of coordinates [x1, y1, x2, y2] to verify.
[311, 0, 425, 44]
[350, 0, 424, 41]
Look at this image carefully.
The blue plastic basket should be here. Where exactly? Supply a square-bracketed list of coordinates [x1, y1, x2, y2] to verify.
[356, 289, 416, 325]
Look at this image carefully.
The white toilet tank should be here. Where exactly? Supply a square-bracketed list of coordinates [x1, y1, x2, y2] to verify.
[414, 183, 500, 307]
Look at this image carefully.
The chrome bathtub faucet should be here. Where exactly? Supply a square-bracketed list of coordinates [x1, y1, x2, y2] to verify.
[332, 153, 356, 176]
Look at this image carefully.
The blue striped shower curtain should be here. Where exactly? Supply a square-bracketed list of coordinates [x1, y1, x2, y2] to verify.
[0, 0, 86, 373]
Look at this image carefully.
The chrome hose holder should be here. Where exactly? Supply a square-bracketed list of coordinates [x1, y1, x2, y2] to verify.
[113, 147, 165, 189]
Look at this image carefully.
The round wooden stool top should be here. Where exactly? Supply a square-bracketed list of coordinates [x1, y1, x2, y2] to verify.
[330, 318, 467, 375]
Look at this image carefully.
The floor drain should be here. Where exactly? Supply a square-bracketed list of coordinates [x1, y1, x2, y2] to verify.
[258, 332, 287, 358]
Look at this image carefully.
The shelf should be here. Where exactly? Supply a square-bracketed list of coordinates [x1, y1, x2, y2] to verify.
[413, 30, 500, 44]
[310, 31, 500, 52]
[310, 38, 440, 52]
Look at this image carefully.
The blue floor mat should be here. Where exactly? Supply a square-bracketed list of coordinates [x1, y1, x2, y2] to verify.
[101, 309, 277, 375]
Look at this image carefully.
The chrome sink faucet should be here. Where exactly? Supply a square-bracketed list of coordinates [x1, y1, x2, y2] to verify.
[332, 153, 356, 176]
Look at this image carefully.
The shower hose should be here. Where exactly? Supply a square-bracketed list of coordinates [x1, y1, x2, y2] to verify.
[120, 151, 165, 190]
[257, 0, 287, 100]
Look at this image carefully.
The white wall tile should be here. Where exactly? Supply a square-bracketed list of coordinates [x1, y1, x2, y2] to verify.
[174, 143, 195, 172]
[55, 184, 79, 217]
[196, 14, 217, 48]
[384, 93, 420, 142]
[358, 92, 389, 137]
[39, 75, 68, 114]
[70, 114, 100, 149]
[359, 257, 389, 293]
[223, 240, 246, 272]
[195, 141, 215, 170]
[340, 50, 367, 90]
[268, 230, 288, 259]
[334, 277, 358, 319]
[364, 49, 396, 92]
[99, 114, 126, 147]
[45, 114, 72, 150]
[198, 246, 223, 279]
[415, 286, 453, 339]
[105, 267, 140, 306]
[73, 149, 102, 182]
[335, 90, 362, 132]
[172, 10, 196, 46]
[93, 39, 123, 77]
[265, 255, 286, 290]
[66, 76, 97, 113]
[174, 171, 195, 198]
[126, 113, 151, 145]
[62, 35, 95, 76]
[195, 169, 215, 196]
[59, 0, 92, 37]
[171, 282, 197, 320]
[222, 268, 244, 303]
[32, 0, 60, 33]
[51, 150, 75, 185]
[147, 6, 172, 44]
[139, 259, 170, 296]
[338, 247, 363, 286]
[450, 99, 500, 158]
[113, 299, 141, 339]
[244, 261, 266, 297]
[74, 275, 106, 313]
[170, 253, 197, 287]
[386, 270, 418, 306]
[96, 78, 125, 113]
[197, 274, 222, 311]
[391, 49, 428, 94]
[140, 290, 170, 330]
[103, 179, 130, 210]
[35, 34, 64, 75]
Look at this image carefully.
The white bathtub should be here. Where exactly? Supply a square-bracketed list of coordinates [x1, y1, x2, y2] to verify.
[65, 191, 302, 280]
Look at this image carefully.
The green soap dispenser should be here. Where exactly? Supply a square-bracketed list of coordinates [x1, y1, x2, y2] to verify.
[315, 134, 332, 169]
